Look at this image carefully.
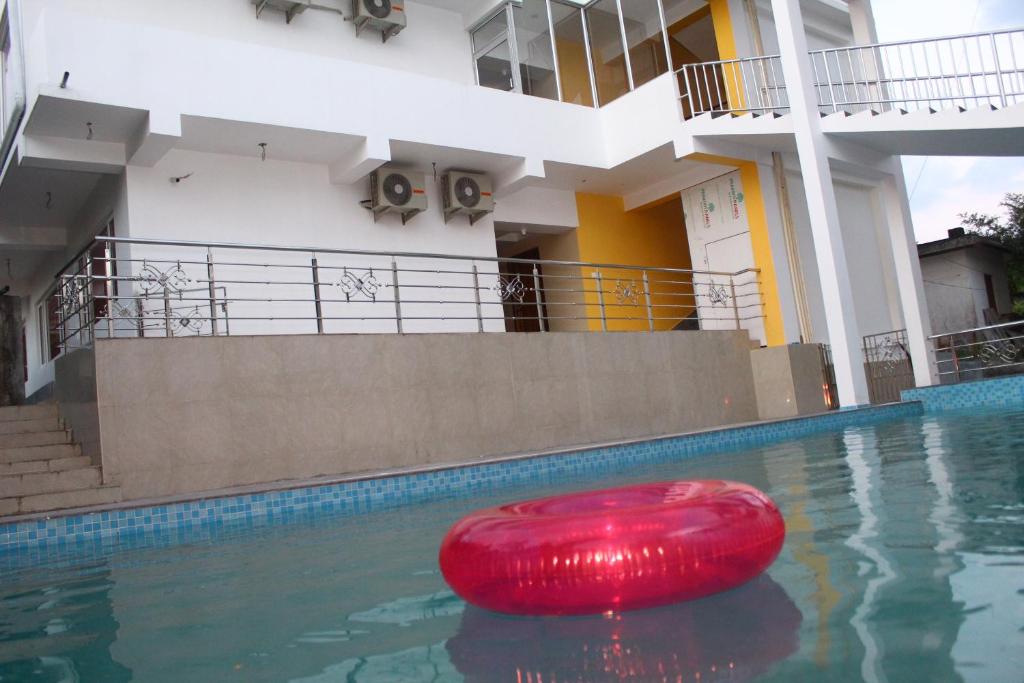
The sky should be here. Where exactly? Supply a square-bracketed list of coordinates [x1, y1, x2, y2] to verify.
[871, 0, 1024, 243]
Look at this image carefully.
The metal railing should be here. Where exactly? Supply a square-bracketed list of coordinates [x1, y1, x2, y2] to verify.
[678, 28, 1024, 118]
[49, 236, 764, 352]
[811, 28, 1024, 114]
[931, 319, 1024, 383]
[862, 329, 915, 404]
[677, 55, 788, 118]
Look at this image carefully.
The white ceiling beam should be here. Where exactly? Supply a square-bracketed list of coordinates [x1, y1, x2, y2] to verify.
[128, 110, 182, 167]
[0, 226, 68, 250]
[328, 136, 391, 185]
[20, 135, 125, 174]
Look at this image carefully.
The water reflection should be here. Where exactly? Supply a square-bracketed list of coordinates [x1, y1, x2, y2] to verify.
[447, 574, 801, 682]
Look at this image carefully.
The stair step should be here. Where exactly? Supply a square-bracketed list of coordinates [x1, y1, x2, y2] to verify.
[0, 417, 64, 436]
[2, 485, 123, 517]
[0, 456, 92, 476]
[0, 431, 71, 449]
[0, 404, 59, 423]
[0, 444, 82, 464]
[0, 467, 102, 498]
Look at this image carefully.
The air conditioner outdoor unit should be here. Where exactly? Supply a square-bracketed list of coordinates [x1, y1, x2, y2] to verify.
[366, 166, 427, 224]
[442, 171, 494, 225]
[352, 0, 406, 42]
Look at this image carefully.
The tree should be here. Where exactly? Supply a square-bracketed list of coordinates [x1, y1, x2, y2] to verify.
[961, 192, 1024, 317]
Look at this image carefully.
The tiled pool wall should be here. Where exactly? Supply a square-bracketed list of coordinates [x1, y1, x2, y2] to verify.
[902, 374, 1024, 411]
[0, 402, 923, 563]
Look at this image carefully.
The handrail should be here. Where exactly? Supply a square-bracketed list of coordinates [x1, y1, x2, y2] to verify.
[83, 235, 758, 280]
[813, 26, 1024, 53]
[929, 319, 1024, 340]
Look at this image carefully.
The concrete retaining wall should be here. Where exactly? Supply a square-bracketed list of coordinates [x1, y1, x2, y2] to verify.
[88, 332, 760, 501]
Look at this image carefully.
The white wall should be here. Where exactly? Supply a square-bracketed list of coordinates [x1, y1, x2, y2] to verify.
[921, 246, 1013, 334]
[785, 171, 903, 345]
[22, 171, 128, 397]
[122, 149, 516, 335]
[20, 0, 475, 86]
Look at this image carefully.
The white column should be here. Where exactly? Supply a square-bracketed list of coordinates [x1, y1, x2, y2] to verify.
[846, 0, 879, 45]
[771, 0, 871, 407]
[883, 173, 939, 388]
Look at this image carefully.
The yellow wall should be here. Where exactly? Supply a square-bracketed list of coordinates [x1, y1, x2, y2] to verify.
[555, 37, 594, 107]
[687, 154, 787, 346]
[574, 194, 695, 332]
[708, 0, 746, 109]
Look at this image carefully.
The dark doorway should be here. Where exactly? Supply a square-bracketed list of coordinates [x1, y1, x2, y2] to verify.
[502, 248, 548, 333]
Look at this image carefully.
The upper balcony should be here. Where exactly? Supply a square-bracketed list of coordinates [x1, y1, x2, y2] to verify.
[675, 27, 1024, 156]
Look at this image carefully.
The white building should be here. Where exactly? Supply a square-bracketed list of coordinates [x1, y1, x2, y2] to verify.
[2, 0, 1023, 409]
[919, 227, 1014, 336]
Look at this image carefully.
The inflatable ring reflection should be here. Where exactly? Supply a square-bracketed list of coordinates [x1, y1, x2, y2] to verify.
[446, 574, 802, 683]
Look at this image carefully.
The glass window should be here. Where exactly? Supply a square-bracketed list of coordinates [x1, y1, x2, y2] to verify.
[476, 39, 516, 92]
[473, 9, 516, 92]
[512, 0, 559, 100]
[585, 0, 630, 105]
[620, 0, 669, 88]
[551, 3, 593, 106]
[472, 9, 509, 53]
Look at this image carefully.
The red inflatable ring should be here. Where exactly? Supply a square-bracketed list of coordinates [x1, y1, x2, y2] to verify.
[439, 480, 785, 615]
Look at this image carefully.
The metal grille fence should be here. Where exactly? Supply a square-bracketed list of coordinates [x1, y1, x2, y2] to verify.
[49, 236, 765, 353]
[862, 329, 915, 404]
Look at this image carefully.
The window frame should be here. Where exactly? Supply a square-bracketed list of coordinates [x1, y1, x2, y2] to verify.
[470, 0, 676, 108]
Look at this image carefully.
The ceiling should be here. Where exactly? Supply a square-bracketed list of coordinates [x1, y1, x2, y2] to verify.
[0, 166, 105, 230]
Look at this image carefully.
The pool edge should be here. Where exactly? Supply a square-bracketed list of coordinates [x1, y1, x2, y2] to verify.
[0, 401, 922, 558]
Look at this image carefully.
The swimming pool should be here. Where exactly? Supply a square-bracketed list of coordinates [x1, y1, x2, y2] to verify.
[1, 408, 1022, 682]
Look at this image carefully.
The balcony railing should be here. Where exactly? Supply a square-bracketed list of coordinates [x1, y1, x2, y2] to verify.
[678, 28, 1024, 118]
[812, 28, 1024, 114]
[677, 55, 788, 118]
[49, 236, 764, 352]
[931, 320, 1024, 383]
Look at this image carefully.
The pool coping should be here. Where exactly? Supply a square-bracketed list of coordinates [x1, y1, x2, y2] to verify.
[0, 401, 923, 557]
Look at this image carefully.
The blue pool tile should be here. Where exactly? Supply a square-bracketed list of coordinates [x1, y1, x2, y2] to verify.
[902, 375, 1024, 412]
[0, 402, 925, 562]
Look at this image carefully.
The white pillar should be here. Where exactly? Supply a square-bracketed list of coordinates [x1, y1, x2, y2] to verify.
[883, 173, 939, 388]
[846, 0, 879, 45]
[771, 0, 871, 407]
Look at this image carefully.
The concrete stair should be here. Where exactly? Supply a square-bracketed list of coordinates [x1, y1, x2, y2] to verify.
[0, 403, 122, 519]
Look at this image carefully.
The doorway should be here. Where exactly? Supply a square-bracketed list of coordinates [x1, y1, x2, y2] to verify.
[501, 247, 549, 333]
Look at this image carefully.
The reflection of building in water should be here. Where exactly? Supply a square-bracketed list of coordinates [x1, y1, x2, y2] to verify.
[844, 421, 967, 683]
[446, 574, 801, 683]
[0, 566, 131, 681]
[760, 439, 842, 668]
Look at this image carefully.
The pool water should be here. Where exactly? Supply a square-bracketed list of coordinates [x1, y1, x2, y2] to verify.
[1, 409, 1022, 682]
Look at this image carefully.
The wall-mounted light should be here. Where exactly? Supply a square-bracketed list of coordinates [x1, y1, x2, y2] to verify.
[59, 72, 70, 89]
[258, 142, 268, 162]
[86, 122, 94, 141]
[44, 192, 52, 209]
[170, 173, 193, 184]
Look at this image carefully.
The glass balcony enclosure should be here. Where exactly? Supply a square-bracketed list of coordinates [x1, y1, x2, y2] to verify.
[472, 0, 716, 107]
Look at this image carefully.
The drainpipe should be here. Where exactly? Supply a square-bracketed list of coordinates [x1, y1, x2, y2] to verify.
[772, 152, 814, 343]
